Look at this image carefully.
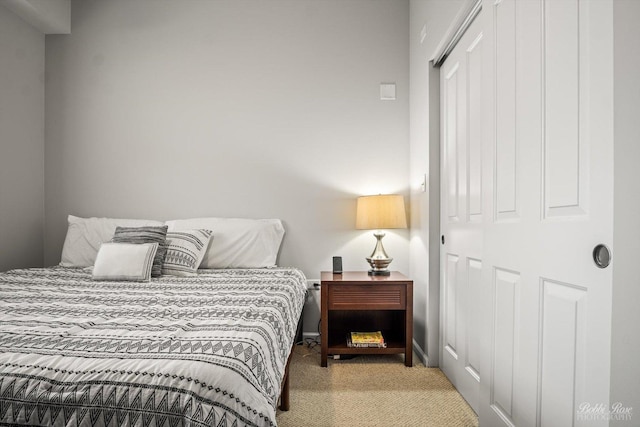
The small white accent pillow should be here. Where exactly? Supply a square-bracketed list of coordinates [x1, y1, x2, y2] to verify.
[162, 229, 213, 277]
[92, 242, 158, 282]
[164, 218, 284, 269]
[60, 215, 164, 267]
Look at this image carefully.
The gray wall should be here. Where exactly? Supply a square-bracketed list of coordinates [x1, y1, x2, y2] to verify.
[409, 0, 466, 364]
[0, 4, 45, 271]
[0, 0, 71, 34]
[44, 0, 410, 279]
[611, 0, 640, 424]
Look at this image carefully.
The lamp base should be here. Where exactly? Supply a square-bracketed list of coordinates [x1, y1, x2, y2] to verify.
[365, 231, 393, 277]
[368, 269, 391, 276]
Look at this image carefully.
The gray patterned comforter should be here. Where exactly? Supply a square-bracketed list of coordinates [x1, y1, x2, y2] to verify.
[0, 266, 306, 426]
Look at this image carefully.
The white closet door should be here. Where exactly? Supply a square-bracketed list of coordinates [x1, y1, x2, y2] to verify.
[439, 14, 484, 415]
[478, 1, 614, 426]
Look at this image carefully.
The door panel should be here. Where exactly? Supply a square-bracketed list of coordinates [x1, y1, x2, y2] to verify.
[476, 1, 613, 426]
[539, 279, 587, 427]
[440, 0, 613, 425]
[466, 258, 482, 380]
[544, 0, 584, 216]
[445, 64, 461, 222]
[491, 268, 520, 425]
[467, 34, 484, 222]
[494, 0, 518, 221]
[444, 253, 459, 358]
[440, 14, 483, 415]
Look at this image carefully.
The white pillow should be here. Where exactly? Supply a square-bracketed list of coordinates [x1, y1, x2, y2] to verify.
[92, 242, 158, 282]
[162, 229, 213, 276]
[60, 215, 164, 267]
[164, 218, 284, 268]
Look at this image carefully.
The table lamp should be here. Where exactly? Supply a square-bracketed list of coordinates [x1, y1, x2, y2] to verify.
[356, 194, 407, 276]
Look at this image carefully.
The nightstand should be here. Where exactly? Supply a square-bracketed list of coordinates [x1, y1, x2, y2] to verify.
[320, 271, 413, 367]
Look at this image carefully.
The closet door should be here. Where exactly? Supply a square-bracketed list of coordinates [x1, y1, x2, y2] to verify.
[479, 1, 614, 426]
[439, 13, 484, 415]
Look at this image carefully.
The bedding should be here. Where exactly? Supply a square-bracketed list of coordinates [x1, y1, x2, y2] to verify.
[92, 242, 159, 282]
[60, 216, 164, 268]
[165, 218, 284, 269]
[0, 266, 306, 426]
[161, 229, 213, 277]
[111, 226, 169, 278]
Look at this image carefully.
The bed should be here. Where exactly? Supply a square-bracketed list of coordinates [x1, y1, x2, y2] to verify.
[0, 265, 306, 426]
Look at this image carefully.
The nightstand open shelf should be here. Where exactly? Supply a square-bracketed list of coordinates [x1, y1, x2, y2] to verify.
[320, 271, 413, 367]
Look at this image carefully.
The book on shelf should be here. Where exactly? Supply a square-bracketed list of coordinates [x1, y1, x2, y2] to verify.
[351, 331, 384, 344]
[347, 331, 387, 348]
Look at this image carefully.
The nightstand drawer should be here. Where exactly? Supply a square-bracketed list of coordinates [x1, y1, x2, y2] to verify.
[328, 284, 406, 310]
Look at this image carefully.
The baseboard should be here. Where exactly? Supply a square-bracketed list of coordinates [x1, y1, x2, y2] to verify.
[413, 339, 430, 367]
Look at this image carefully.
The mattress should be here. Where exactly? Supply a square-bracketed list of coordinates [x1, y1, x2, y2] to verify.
[0, 266, 307, 426]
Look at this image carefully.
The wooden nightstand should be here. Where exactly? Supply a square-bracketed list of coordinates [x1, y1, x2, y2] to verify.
[320, 271, 413, 367]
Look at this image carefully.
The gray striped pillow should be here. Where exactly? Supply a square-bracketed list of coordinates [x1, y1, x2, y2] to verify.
[112, 225, 168, 277]
[162, 229, 213, 277]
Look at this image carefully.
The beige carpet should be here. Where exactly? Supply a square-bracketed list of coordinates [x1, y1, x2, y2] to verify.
[276, 346, 479, 427]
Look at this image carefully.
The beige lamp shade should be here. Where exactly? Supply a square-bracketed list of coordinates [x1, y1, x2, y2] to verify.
[356, 194, 407, 230]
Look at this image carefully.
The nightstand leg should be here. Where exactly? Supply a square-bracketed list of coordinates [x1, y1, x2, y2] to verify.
[405, 284, 413, 367]
[405, 346, 413, 367]
[321, 283, 328, 367]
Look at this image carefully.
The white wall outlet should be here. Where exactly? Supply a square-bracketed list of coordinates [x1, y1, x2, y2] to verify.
[306, 279, 320, 290]
[303, 332, 320, 340]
